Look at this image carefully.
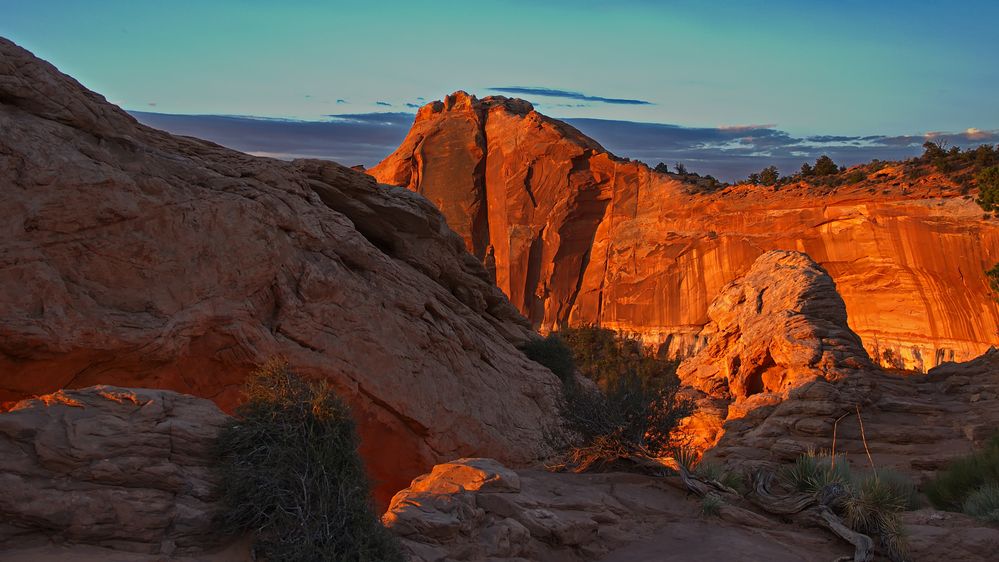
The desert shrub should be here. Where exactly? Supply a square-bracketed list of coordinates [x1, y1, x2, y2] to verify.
[976, 166, 999, 212]
[215, 361, 403, 562]
[962, 483, 999, 523]
[695, 461, 746, 493]
[845, 169, 867, 184]
[987, 263, 999, 299]
[520, 334, 575, 385]
[783, 449, 852, 494]
[560, 326, 680, 391]
[527, 326, 695, 464]
[561, 370, 693, 457]
[813, 155, 839, 176]
[925, 434, 999, 511]
[701, 493, 723, 517]
[844, 473, 914, 560]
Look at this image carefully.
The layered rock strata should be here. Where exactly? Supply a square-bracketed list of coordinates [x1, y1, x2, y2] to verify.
[371, 92, 999, 371]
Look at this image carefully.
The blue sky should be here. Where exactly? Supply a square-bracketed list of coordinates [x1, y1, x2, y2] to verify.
[3, 0, 998, 179]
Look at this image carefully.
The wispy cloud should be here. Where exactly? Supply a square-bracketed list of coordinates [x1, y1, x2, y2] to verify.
[405, 103, 421, 108]
[375, 101, 392, 107]
[129, 109, 998, 181]
[488, 86, 652, 105]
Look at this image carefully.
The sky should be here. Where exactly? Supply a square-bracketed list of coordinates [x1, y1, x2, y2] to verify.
[3, 0, 999, 180]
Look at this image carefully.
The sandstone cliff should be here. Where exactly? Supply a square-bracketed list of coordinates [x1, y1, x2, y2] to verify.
[0, 38, 561, 505]
[370, 92, 999, 371]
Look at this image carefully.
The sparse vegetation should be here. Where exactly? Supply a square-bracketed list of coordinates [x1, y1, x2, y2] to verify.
[524, 326, 695, 466]
[215, 361, 403, 562]
[924, 434, 999, 513]
[700, 493, 724, 516]
[962, 483, 999, 523]
[758, 165, 779, 186]
[813, 154, 840, 176]
[987, 263, 999, 300]
[783, 449, 852, 495]
[844, 472, 914, 561]
[781, 452, 917, 561]
[520, 333, 576, 385]
[976, 165, 999, 212]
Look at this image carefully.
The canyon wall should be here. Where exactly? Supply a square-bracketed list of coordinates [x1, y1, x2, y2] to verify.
[370, 92, 999, 371]
[0, 39, 561, 506]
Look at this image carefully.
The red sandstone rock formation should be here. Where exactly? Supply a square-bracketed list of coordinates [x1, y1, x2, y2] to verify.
[0, 38, 561, 505]
[676, 252, 999, 484]
[0, 386, 234, 556]
[370, 92, 999, 371]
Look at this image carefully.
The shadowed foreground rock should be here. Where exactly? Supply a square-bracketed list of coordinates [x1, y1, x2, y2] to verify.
[371, 91, 999, 371]
[0, 386, 234, 556]
[0, 37, 561, 505]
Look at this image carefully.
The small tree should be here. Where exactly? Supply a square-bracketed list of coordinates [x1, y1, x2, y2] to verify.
[813, 155, 839, 176]
[922, 141, 947, 160]
[759, 165, 780, 186]
[215, 361, 403, 562]
[800, 162, 814, 177]
[675, 162, 688, 175]
[747, 172, 760, 185]
[653, 162, 670, 174]
[975, 166, 999, 212]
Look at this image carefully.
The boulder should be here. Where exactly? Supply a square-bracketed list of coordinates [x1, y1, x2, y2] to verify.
[0, 386, 230, 555]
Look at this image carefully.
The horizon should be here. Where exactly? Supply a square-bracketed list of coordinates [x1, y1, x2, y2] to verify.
[4, 1, 999, 180]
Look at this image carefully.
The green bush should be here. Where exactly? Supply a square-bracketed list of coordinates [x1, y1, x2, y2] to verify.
[925, 434, 999, 511]
[560, 326, 680, 391]
[783, 449, 852, 494]
[962, 483, 999, 523]
[845, 169, 867, 184]
[695, 461, 746, 493]
[525, 326, 695, 462]
[987, 263, 999, 299]
[560, 370, 693, 457]
[215, 361, 403, 562]
[976, 166, 999, 212]
[701, 493, 723, 517]
[520, 334, 576, 385]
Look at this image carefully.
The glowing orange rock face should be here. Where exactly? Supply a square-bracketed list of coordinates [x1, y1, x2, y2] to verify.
[0, 41, 561, 508]
[371, 92, 999, 371]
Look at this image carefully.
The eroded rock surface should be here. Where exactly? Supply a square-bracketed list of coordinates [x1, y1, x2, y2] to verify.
[371, 92, 999, 371]
[382, 458, 849, 562]
[0, 38, 561, 504]
[0, 386, 233, 556]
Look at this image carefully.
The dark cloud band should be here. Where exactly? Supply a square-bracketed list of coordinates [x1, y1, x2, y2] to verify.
[488, 86, 652, 105]
[129, 110, 997, 182]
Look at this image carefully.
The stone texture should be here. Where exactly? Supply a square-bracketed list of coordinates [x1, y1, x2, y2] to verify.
[0, 386, 231, 555]
[0, 38, 561, 506]
[677, 250, 874, 402]
[383, 458, 851, 562]
[371, 92, 999, 371]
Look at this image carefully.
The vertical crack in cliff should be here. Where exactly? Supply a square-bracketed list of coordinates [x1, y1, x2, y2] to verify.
[471, 103, 491, 263]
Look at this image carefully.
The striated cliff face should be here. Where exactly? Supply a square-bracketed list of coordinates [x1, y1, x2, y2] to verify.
[0, 39, 561, 505]
[370, 91, 999, 371]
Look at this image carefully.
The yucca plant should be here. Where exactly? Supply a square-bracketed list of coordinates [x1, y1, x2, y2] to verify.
[962, 483, 999, 523]
[783, 449, 852, 495]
